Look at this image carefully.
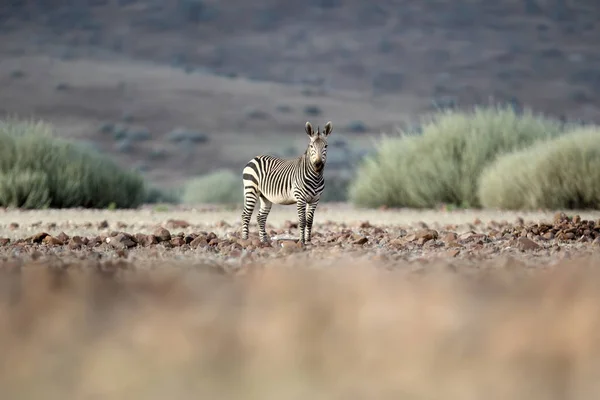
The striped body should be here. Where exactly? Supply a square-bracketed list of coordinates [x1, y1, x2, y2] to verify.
[241, 121, 332, 244]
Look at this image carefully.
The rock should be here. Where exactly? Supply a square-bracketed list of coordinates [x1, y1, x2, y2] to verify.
[414, 229, 438, 243]
[554, 212, 568, 224]
[352, 235, 368, 245]
[0, 238, 10, 246]
[87, 236, 103, 247]
[279, 240, 302, 249]
[190, 236, 208, 249]
[442, 232, 458, 242]
[154, 227, 171, 242]
[57, 232, 70, 243]
[517, 237, 541, 251]
[9, 222, 19, 230]
[31, 232, 49, 243]
[542, 231, 555, 240]
[43, 236, 64, 246]
[166, 219, 190, 229]
[68, 236, 84, 250]
[98, 220, 109, 229]
[184, 235, 195, 244]
[171, 237, 186, 247]
[107, 233, 137, 250]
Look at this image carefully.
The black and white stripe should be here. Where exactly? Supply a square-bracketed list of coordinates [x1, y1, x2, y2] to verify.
[241, 121, 333, 244]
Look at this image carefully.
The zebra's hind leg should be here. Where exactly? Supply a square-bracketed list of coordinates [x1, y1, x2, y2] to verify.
[305, 200, 319, 243]
[257, 195, 273, 243]
[241, 187, 258, 240]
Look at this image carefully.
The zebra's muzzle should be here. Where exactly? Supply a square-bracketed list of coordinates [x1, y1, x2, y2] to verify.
[314, 160, 324, 170]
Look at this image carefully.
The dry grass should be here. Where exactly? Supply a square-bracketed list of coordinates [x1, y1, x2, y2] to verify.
[479, 126, 600, 210]
[2, 254, 600, 399]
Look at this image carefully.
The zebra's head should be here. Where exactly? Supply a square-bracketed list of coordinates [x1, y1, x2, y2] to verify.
[305, 121, 332, 172]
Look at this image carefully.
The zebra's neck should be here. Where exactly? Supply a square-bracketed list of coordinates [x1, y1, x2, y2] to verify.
[301, 150, 323, 177]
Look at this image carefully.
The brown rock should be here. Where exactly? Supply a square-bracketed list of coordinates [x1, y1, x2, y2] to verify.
[0, 238, 9, 246]
[68, 236, 84, 250]
[31, 232, 49, 243]
[207, 232, 218, 241]
[141, 234, 159, 247]
[184, 235, 195, 244]
[404, 233, 416, 242]
[171, 237, 186, 247]
[166, 219, 190, 229]
[414, 229, 438, 242]
[279, 240, 302, 249]
[517, 237, 541, 251]
[8, 222, 19, 230]
[542, 231, 555, 240]
[554, 212, 568, 224]
[353, 236, 368, 245]
[98, 220, 109, 229]
[190, 236, 208, 249]
[87, 236, 103, 247]
[43, 235, 64, 246]
[442, 232, 458, 242]
[57, 232, 70, 243]
[154, 227, 171, 242]
[107, 233, 137, 250]
[209, 238, 219, 246]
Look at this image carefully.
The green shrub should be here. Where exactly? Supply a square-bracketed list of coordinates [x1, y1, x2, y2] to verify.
[144, 185, 181, 204]
[182, 169, 241, 205]
[0, 119, 145, 209]
[478, 126, 600, 210]
[349, 105, 564, 208]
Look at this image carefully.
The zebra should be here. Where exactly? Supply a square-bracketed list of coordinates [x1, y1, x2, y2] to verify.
[241, 121, 333, 245]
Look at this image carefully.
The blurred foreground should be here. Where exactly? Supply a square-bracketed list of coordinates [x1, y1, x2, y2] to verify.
[1, 255, 600, 400]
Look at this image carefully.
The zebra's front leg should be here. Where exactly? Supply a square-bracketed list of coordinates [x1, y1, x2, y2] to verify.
[296, 199, 308, 245]
[257, 195, 273, 243]
[241, 188, 258, 240]
[305, 201, 319, 243]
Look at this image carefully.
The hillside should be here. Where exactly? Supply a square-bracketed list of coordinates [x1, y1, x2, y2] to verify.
[0, 0, 598, 189]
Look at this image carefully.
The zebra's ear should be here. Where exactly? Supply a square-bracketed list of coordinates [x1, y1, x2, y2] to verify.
[323, 121, 333, 136]
[305, 121, 314, 137]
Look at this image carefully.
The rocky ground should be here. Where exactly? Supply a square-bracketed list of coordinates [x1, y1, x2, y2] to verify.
[1, 206, 599, 272]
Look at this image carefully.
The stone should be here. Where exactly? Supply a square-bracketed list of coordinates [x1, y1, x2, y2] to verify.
[154, 227, 172, 242]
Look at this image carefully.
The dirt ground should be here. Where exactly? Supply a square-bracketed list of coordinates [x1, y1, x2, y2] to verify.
[1, 206, 600, 399]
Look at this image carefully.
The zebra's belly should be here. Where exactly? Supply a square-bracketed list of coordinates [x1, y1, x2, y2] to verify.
[263, 191, 297, 205]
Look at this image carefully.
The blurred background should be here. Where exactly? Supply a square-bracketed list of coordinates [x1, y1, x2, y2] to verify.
[0, 0, 598, 201]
